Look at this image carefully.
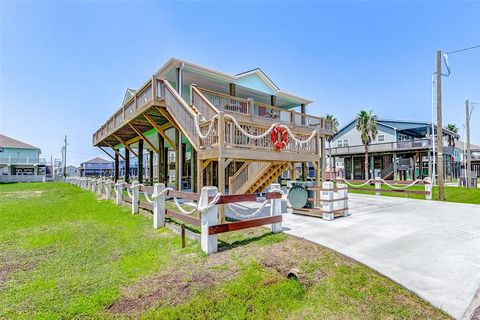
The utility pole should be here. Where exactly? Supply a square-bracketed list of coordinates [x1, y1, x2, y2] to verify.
[436, 50, 445, 201]
[466, 100, 471, 188]
[63, 135, 67, 178]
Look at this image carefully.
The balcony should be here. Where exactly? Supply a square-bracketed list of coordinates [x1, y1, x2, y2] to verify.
[0, 157, 46, 165]
[196, 88, 332, 133]
[329, 139, 433, 156]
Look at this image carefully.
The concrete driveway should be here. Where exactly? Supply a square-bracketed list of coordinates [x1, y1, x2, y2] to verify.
[282, 194, 480, 319]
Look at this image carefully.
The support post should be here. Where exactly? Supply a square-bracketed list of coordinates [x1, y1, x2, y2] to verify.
[153, 183, 165, 229]
[321, 136, 326, 182]
[175, 129, 180, 190]
[125, 148, 130, 183]
[158, 133, 165, 183]
[436, 50, 444, 200]
[149, 150, 154, 184]
[269, 183, 282, 233]
[466, 100, 471, 188]
[97, 179, 103, 196]
[218, 112, 226, 220]
[320, 181, 334, 221]
[138, 140, 144, 184]
[200, 186, 219, 254]
[114, 151, 119, 182]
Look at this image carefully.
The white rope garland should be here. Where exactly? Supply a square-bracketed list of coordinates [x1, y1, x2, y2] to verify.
[380, 179, 423, 190]
[336, 178, 373, 187]
[194, 115, 218, 139]
[227, 200, 270, 219]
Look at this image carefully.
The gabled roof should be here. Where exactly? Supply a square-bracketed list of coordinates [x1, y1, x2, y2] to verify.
[82, 157, 111, 164]
[122, 89, 136, 106]
[153, 57, 313, 105]
[0, 134, 40, 150]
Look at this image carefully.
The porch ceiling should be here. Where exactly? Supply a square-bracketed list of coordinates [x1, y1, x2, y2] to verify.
[97, 106, 171, 149]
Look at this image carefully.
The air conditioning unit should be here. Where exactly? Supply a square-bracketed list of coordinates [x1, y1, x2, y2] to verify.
[287, 181, 316, 209]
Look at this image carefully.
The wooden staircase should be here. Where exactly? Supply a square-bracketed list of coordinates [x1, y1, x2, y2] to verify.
[229, 162, 289, 194]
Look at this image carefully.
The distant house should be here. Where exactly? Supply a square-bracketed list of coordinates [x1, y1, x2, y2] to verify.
[328, 119, 459, 180]
[79, 157, 113, 177]
[0, 134, 46, 183]
[65, 165, 80, 177]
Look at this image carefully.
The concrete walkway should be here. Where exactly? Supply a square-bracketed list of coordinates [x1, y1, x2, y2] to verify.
[282, 194, 480, 319]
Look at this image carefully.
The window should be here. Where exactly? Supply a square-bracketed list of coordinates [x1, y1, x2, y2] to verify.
[337, 138, 349, 147]
[398, 133, 409, 141]
[377, 134, 385, 142]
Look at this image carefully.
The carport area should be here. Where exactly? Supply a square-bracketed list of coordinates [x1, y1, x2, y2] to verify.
[282, 194, 480, 319]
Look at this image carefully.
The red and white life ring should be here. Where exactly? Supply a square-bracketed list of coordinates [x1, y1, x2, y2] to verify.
[271, 126, 288, 150]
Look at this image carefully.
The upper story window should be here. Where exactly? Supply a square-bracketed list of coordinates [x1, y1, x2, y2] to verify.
[377, 134, 385, 142]
[337, 138, 349, 147]
[398, 133, 409, 141]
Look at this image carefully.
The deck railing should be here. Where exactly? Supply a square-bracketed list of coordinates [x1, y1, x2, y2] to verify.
[198, 88, 332, 132]
[329, 138, 433, 156]
[93, 79, 158, 145]
[0, 157, 46, 165]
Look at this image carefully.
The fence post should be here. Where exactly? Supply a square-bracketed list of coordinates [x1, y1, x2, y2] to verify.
[153, 183, 166, 229]
[91, 179, 97, 193]
[114, 181, 124, 206]
[104, 180, 113, 200]
[337, 182, 350, 216]
[97, 179, 104, 196]
[320, 181, 334, 220]
[131, 181, 140, 214]
[375, 176, 381, 196]
[424, 177, 432, 200]
[269, 183, 282, 233]
[200, 186, 219, 254]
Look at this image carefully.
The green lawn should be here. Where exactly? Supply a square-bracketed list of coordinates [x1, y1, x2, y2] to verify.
[347, 183, 480, 204]
[0, 182, 450, 319]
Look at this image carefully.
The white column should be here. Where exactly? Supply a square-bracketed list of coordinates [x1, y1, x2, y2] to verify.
[105, 180, 113, 200]
[269, 183, 282, 233]
[337, 182, 350, 216]
[153, 183, 166, 229]
[375, 176, 381, 196]
[114, 181, 124, 206]
[200, 186, 219, 254]
[424, 177, 432, 200]
[320, 181, 334, 221]
[97, 179, 103, 196]
[131, 181, 140, 214]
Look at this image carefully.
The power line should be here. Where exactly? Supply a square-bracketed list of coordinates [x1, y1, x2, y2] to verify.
[445, 44, 480, 55]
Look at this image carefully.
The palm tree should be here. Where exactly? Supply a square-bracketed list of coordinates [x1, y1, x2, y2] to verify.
[356, 110, 378, 180]
[446, 124, 459, 147]
[325, 114, 339, 178]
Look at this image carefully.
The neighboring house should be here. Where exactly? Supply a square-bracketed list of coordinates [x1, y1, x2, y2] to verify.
[328, 119, 459, 180]
[65, 165, 80, 177]
[92, 58, 334, 193]
[79, 157, 113, 177]
[0, 134, 46, 183]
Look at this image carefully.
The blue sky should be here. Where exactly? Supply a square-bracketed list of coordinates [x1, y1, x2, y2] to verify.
[1, 1, 479, 165]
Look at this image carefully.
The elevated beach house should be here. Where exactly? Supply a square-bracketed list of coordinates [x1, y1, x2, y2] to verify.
[79, 157, 113, 177]
[328, 119, 459, 181]
[0, 134, 46, 183]
[92, 58, 333, 193]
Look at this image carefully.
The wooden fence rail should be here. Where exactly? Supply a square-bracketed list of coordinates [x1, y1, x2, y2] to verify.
[65, 177, 285, 254]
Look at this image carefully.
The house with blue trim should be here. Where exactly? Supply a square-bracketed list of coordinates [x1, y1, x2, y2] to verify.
[328, 119, 459, 181]
[0, 134, 46, 183]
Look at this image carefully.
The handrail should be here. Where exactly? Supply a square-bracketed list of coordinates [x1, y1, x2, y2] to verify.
[191, 86, 219, 120]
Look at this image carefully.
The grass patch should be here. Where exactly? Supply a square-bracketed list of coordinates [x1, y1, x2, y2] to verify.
[0, 182, 451, 319]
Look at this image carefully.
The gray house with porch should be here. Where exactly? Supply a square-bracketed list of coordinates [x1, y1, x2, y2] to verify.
[328, 119, 459, 180]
